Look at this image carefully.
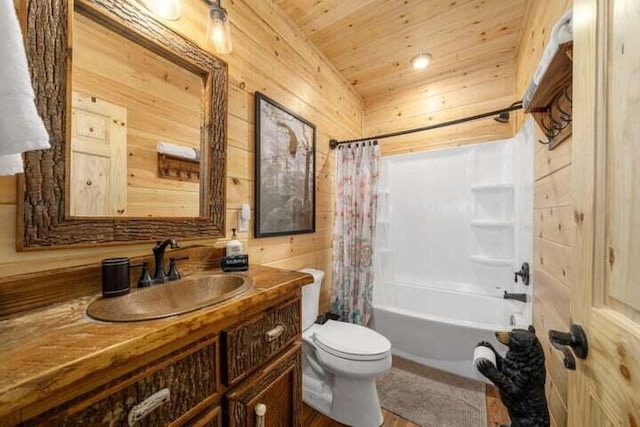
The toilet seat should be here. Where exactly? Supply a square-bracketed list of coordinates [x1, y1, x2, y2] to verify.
[314, 320, 391, 361]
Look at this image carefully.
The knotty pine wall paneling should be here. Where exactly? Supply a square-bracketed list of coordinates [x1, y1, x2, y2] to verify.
[0, 0, 362, 315]
[515, 1, 573, 426]
[363, 60, 518, 156]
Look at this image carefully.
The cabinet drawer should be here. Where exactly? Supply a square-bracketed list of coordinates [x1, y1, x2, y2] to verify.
[226, 344, 302, 427]
[223, 298, 301, 385]
[23, 336, 220, 426]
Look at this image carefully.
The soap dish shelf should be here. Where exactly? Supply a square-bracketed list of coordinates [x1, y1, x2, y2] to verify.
[470, 255, 513, 266]
[471, 183, 514, 192]
[470, 219, 513, 228]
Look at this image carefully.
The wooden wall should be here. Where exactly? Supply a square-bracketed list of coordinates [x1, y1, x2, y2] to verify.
[515, 1, 573, 426]
[363, 54, 518, 156]
[0, 0, 362, 315]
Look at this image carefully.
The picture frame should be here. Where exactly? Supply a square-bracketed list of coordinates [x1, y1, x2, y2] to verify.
[255, 92, 316, 238]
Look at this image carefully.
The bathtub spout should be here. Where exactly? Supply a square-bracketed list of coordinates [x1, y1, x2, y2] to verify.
[503, 291, 528, 303]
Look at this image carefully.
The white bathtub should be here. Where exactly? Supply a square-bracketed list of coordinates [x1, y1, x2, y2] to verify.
[371, 282, 531, 382]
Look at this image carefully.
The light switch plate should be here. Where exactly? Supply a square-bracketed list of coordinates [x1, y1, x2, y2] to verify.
[237, 203, 250, 232]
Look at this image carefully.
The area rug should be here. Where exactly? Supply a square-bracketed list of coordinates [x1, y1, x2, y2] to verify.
[377, 357, 487, 427]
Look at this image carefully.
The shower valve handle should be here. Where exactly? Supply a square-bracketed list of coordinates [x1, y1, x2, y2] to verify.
[514, 262, 530, 286]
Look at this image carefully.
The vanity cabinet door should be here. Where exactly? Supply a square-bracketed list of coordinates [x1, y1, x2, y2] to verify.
[226, 344, 302, 427]
[21, 336, 220, 427]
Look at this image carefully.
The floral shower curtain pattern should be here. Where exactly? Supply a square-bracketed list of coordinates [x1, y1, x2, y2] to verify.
[331, 141, 380, 326]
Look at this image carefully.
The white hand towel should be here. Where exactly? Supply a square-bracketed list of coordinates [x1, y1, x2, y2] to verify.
[533, 9, 573, 86]
[0, 154, 24, 175]
[0, 0, 50, 174]
[157, 141, 198, 160]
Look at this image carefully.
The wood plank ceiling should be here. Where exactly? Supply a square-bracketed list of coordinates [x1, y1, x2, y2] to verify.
[276, 0, 530, 101]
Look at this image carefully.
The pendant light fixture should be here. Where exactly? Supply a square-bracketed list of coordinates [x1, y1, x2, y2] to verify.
[206, 0, 233, 54]
[139, 0, 182, 21]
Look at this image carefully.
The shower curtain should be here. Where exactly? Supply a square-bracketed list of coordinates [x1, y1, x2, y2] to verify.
[331, 141, 380, 326]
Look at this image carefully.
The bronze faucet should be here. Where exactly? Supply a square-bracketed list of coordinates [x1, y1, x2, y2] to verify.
[152, 239, 179, 284]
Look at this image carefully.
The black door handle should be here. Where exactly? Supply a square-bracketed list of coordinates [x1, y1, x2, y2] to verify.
[556, 347, 576, 370]
[548, 324, 588, 370]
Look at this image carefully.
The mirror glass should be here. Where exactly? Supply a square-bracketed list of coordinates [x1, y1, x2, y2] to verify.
[70, 12, 204, 218]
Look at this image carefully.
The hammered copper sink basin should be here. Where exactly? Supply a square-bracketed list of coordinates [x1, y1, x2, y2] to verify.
[86, 273, 254, 322]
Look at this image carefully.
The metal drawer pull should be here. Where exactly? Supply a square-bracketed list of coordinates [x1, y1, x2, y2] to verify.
[266, 324, 285, 342]
[255, 403, 267, 427]
[128, 388, 171, 426]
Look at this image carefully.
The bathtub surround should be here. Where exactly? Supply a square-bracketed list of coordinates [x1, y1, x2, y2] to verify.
[373, 129, 534, 381]
[0, 0, 49, 175]
[331, 141, 380, 325]
[377, 357, 486, 427]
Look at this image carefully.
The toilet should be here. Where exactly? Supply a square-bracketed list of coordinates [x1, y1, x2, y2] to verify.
[299, 268, 392, 427]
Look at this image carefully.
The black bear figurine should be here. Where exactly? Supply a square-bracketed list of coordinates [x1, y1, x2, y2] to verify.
[477, 325, 550, 427]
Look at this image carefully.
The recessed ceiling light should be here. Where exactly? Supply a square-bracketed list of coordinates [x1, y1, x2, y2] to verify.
[411, 53, 432, 70]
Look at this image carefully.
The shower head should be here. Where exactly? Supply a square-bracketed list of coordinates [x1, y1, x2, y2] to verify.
[494, 111, 510, 123]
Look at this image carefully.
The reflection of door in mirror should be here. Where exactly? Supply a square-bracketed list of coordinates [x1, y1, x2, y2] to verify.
[71, 92, 128, 216]
[70, 11, 204, 218]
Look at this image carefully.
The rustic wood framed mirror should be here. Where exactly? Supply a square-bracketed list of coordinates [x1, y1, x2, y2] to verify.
[17, 0, 227, 250]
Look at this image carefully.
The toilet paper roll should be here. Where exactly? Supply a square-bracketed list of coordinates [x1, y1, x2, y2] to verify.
[473, 345, 497, 370]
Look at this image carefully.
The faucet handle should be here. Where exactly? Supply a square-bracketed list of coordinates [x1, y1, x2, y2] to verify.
[135, 262, 153, 287]
[514, 262, 530, 286]
[167, 256, 189, 281]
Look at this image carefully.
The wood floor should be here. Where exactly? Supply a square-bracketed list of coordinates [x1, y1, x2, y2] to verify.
[302, 385, 510, 427]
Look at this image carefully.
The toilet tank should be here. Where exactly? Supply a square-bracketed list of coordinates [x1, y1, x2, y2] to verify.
[298, 268, 325, 330]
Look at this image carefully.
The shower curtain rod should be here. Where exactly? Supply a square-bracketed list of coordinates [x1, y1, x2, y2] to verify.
[329, 101, 523, 149]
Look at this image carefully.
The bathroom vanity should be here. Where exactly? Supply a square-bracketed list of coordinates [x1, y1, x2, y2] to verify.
[0, 254, 311, 426]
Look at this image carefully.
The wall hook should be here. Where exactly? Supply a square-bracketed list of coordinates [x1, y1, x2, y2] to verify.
[555, 99, 572, 122]
[562, 85, 573, 104]
[536, 84, 573, 148]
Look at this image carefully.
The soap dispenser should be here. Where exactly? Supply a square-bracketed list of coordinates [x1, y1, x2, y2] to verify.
[226, 228, 243, 256]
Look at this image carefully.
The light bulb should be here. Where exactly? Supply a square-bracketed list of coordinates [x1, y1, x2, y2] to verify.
[411, 53, 432, 70]
[206, 3, 233, 54]
[150, 0, 181, 20]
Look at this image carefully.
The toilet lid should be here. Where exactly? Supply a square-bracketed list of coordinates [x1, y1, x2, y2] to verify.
[314, 320, 391, 361]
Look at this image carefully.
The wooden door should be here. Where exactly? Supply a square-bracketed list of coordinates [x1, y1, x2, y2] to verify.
[70, 91, 127, 216]
[570, 0, 640, 425]
[226, 344, 302, 427]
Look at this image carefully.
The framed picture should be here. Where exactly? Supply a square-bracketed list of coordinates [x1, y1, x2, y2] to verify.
[255, 92, 316, 237]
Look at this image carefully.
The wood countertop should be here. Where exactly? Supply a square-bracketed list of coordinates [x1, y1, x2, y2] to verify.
[0, 265, 312, 425]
